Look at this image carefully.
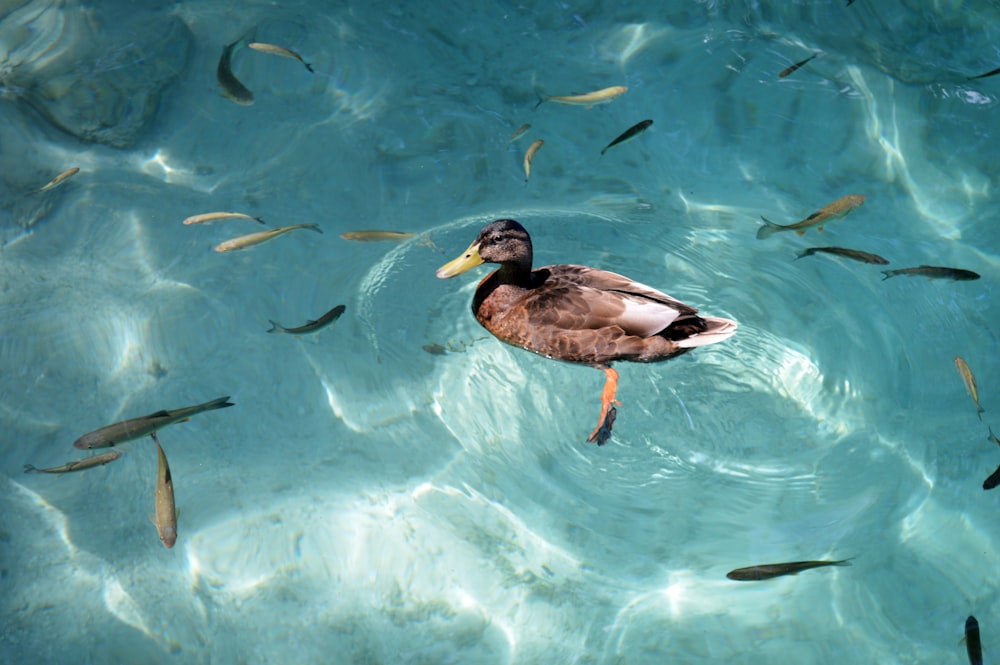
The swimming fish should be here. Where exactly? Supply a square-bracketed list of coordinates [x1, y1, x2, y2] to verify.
[969, 66, 1000, 81]
[268, 304, 345, 335]
[183, 211, 265, 225]
[954, 356, 985, 420]
[217, 30, 255, 105]
[600, 119, 653, 156]
[779, 54, 818, 78]
[214, 223, 322, 252]
[795, 246, 889, 265]
[509, 123, 531, 142]
[880, 266, 980, 281]
[248, 42, 314, 73]
[339, 230, 414, 242]
[984, 466, 1000, 491]
[150, 432, 177, 549]
[757, 194, 865, 239]
[534, 85, 627, 109]
[523, 139, 544, 183]
[73, 396, 235, 449]
[35, 167, 80, 193]
[966, 615, 983, 665]
[726, 558, 852, 581]
[24, 450, 122, 474]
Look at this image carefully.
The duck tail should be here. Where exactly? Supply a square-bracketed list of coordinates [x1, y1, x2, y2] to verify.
[756, 216, 781, 240]
[676, 316, 737, 348]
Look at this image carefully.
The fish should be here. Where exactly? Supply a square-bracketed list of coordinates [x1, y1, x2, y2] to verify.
[214, 223, 322, 252]
[726, 558, 852, 581]
[534, 85, 627, 109]
[966, 615, 983, 665]
[24, 450, 122, 474]
[880, 266, 980, 281]
[183, 211, 265, 225]
[35, 167, 80, 193]
[217, 30, 255, 105]
[509, 123, 531, 142]
[73, 396, 235, 449]
[150, 432, 177, 549]
[984, 465, 1000, 491]
[779, 54, 819, 78]
[268, 304, 345, 335]
[248, 42, 314, 73]
[757, 194, 865, 239]
[600, 119, 653, 156]
[969, 66, 1000, 81]
[523, 139, 544, 183]
[339, 230, 414, 242]
[954, 356, 985, 420]
[795, 246, 889, 265]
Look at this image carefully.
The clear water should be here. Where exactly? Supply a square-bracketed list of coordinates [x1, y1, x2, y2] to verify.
[1, 1, 998, 663]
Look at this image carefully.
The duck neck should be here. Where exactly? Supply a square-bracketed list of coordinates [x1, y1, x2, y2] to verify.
[495, 258, 533, 287]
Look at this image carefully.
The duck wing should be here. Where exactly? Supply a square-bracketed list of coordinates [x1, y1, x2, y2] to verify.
[528, 265, 700, 338]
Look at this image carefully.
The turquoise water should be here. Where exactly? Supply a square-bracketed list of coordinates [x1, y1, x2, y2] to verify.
[1, 1, 998, 663]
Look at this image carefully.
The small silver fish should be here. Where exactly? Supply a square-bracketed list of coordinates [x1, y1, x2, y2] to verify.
[339, 230, 414, 242]
[268, 304, 345, 335]
[509, 123, 531, 142]
[73, 396, 234, 449]
[151, 432, 177, 549]
[600, 119, 653, 156]
[24, 450, 122, 474]
[757, 194, 866, 239]
[523, 139, 544, 183]
[248, 42, 314, 73]
[881, 266, 980, 281]
[183, 211, 265, 225]
[35, 167, 80, 193]
[214, 224, 322, 252]
[795, 246, 889, 265]
[535, 85, 627, 109]
[966, 616, 983, 665]
[727, 558, 852, 581]
[779, 54, 818, 78]
[954, 356, 985, 420]
[218, 30, 255, 105]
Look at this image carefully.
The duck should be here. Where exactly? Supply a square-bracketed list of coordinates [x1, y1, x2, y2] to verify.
[435, 219, 737, 445]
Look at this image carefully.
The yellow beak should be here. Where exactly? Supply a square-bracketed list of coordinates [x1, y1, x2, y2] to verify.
[435, 241, 484, 278]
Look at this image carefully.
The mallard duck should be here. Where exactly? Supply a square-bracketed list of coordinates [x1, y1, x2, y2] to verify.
[435, 219, 737, 445]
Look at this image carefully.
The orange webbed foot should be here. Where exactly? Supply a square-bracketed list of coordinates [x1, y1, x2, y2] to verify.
[586, 365, 620, 445]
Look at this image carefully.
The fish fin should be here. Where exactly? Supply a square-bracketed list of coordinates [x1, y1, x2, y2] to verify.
[533, 96, 545, 110]
[254, 216, 266, 225]
[206, 396, 235, 410]
[23, 464, 37, 474]
[148, 410, 171, 418]
[796, 229, 806, 236]
[978, 406, 984, 420]
[305, 62, 315, 73]
[266, 320, 282, 333]
[880, 271, 893, 280]
[756, 217, 780, 240]
[307, 224, 323, 234]
[585, 104, 594, 110]
[177, 418, 191, 424]
[816, 225, 824, 232]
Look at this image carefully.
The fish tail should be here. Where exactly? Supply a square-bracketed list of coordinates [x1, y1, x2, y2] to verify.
[978, 405, 985, 420]
[254, 216, 266, 225]
[266, 320, 283, 333]
[880, 270, 895, 281]
[202, 396, 235, 411]
[833, 558, 854, 567]
[306, 224, 323, 234]
[23, 464, 37, 474]
[305, 62, 315, 73]
[755, 217, 781, 240]
[533, 95, 546, 111]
